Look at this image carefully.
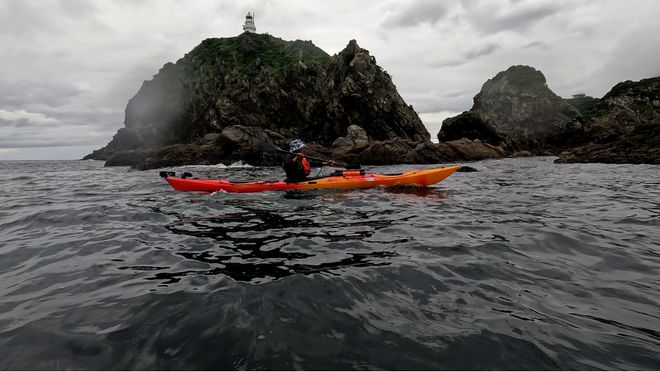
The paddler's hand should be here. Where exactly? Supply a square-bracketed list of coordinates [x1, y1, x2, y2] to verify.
[295, 153, 304, 160]
[324, 160, 341, 167]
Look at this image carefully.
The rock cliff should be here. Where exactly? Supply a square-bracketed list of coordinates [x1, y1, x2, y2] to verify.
[85, 33, 433, 168]
[555, 77, 660, 164]
[438, 66, 660, 164]
[439, 65, 581, 154]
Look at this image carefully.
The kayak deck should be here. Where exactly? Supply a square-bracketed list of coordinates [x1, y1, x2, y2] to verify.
[162, 165, 461, 193]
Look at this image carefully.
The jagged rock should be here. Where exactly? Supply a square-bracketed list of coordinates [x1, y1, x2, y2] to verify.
[327, 124, 372, 163]
[213, 125, 289, 165]
[554, 126, 660, 164]
[331, 137, 354, 149]
[456, 166, 478, 172]
[438, 111, 502, 145]
[329, 143, 370, 165]
[510, 150, 533, 157]
[217, 125, 287, 152]
[355, 139, 425, 165]
[321, 40, 429, 143]
[199, 133, 221, 145]
[555, 77, 660, 164]
[332, 125, 369, 148]
[104, 149, 155, 167]
[413, 141, 453, 164]
[135, 144, 226, 170]
[440, 65, 580, 154]
[330, 137, 506, 166]
[83, 128, 143, 161]
[444, 138, 506, 161]
[474, 65, 580, 148]
[86, 33, 429, 168]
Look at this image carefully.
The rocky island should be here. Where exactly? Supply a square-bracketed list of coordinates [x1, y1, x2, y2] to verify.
[87, 31, 659, 168]
[85, 32, 509, 169]
[555, 77, 660, 164]
[439, 65, 582, 155]
[439, 66, 659, 164]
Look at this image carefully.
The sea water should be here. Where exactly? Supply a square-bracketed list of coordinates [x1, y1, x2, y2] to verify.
[0, 157, 658, 369]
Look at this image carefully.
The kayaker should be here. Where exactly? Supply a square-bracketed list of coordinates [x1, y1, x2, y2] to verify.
[282, 139, 313, 182]
[282, 139, 339, 182]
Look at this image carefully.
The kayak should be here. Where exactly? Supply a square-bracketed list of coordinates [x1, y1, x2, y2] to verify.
[160, 166, 460, 193]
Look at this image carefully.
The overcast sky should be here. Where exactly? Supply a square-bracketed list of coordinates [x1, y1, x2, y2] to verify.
[1, 0, 659, 160]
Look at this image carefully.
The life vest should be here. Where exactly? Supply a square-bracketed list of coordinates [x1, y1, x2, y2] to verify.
[282, 153, 311, 181]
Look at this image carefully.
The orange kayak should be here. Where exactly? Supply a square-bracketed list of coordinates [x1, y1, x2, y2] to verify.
[160, 166, 460, 193]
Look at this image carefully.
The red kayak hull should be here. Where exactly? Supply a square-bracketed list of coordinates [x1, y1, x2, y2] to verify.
[164, 166, 461, 193]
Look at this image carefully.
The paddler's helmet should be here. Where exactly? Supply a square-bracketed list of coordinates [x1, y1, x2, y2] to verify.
[289, 139, 306, 153]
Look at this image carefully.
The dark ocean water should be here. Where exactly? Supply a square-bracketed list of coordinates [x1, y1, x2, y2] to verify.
[0, 157, 659, 370]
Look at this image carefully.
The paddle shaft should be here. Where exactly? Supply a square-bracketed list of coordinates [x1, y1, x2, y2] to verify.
[272, 147, 360, 169]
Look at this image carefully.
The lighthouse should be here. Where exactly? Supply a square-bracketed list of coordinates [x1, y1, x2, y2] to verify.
[242, 12, 256, 33]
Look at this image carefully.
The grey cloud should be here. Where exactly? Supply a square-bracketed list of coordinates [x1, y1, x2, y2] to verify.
[432, 59, 467, 68]
[56, 0, 99, 18]
[0, 137, 102, 148]
[499, 3, 561, 28]
[0, 1, 58, 37]
[523, 41, 551, 49]
[469, 1, 563, 34]
[443, 90, 471, 99]
[429, 43, 501, 68]
[458, 0, 480, 10]
[0, 117, 114, 148]
[0, 81, 83, 109]
[464, 43, 501, 59]
[0, 0, 98, 37]
[583, 23, 660, 96]
[1, 0, 658, 158]
[381, 0, 448, 28]
[10, 119, 36, 129]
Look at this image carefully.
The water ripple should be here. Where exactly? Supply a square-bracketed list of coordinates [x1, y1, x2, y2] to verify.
[0, 158, 659, 369]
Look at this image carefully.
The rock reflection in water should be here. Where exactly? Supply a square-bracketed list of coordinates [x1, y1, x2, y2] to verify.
[120, 205, 405, 283]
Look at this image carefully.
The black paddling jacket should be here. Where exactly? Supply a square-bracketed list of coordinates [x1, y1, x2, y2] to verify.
[282, 153, 309, 182]
[281, 153, 323, 182]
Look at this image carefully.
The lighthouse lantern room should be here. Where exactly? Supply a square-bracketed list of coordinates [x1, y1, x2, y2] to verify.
[242, 12, 256, 33]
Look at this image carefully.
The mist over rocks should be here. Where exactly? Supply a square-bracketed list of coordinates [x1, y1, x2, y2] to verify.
[86, 33, 450, 169]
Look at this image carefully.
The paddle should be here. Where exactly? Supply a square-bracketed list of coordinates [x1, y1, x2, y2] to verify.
[260, 141, 362, 170]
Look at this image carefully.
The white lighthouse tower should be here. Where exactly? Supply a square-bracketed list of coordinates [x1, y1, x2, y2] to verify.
[242, 12, 256, 33]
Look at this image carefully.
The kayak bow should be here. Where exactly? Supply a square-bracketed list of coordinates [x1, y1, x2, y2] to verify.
[161, 166, 461, 193]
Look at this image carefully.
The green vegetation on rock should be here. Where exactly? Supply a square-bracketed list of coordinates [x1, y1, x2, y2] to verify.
[186, 33, 330, 76]
[87, 32, 429, 165]
[556, 76, 660, 164]
[564, 94, 600, 121]
[499, 65, 547, 92]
